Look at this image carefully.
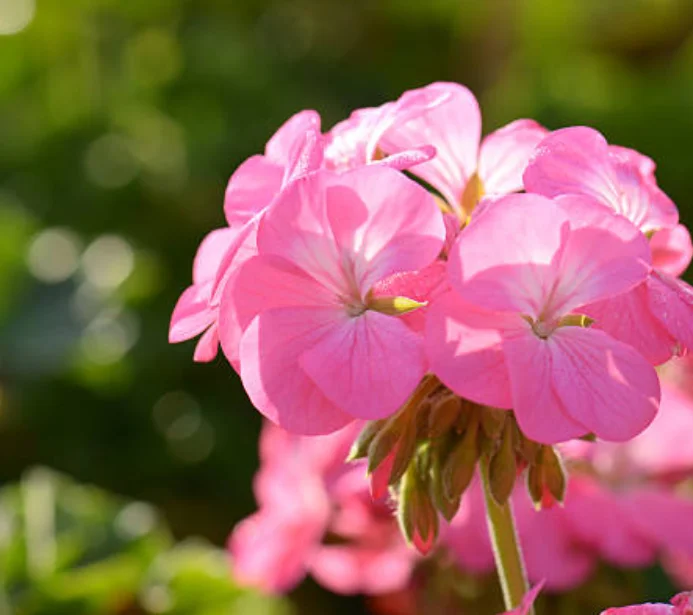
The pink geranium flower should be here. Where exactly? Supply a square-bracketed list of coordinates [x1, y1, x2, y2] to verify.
[524, 126, 693, 364]
[226, 165, 445, 434]
[601, 591, 693, 615]
[378, 81, 547, 217]
[229, 421, 416, 595]
[426, 192, 659, 443]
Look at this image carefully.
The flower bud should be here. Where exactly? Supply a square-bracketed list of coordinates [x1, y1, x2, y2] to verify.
[398, 461, 439, 555]
[348, 419, 387, 461]
[488, 420, 517, 506]
[480, 406, 507, 441]
[442, 413, 480, 503]
[428, 394, 462, 439]
[429, 434, 462, 521]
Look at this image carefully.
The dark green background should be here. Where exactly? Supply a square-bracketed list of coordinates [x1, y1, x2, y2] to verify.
[1, 0, 692, 612]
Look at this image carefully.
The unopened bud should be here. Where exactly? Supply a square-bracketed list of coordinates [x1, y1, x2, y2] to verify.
[526, 463, 543, 509]
[367, 421, 402, 474]
[387, 419, 419, 486]
[348, 419, 386, 461]
[480, 406, 507, 441]
[442, 415, 479, 503]
[398, 462, 439, 555]
[541, 445, 566, 505]
[368, 295, 427, 316]
[516, 426, 541, 465]
[429, 435, 461, 521]
[428, 395, 462, 439]
[488, 421, 517, 505]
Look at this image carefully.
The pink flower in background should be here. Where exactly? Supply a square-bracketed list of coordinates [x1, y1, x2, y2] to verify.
[229, 422, 417, 595]
[379, 81, 547, 217]
[226, 165, 445, 434]
[524, 126, 693, 364]
[601, 591, 693, 614]
[426, 192, 659, 443]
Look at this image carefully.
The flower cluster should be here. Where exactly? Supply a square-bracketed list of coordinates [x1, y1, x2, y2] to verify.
[171, 80, 691, 445]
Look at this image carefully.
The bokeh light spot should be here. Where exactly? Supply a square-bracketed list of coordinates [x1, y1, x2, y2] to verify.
[0, 0, 35, 35]
[26, 228, 81, 283]
[81, 235, 135, 290]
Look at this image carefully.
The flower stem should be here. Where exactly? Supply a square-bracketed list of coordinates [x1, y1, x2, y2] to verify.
[480, 459, 532, 614]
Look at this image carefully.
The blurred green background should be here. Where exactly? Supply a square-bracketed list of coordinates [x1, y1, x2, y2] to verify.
[1, 0, 693, 612]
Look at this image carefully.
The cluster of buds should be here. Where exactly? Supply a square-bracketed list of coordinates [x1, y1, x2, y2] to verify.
[349, 376, 567, 552]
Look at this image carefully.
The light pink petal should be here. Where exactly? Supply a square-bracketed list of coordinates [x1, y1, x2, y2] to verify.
[223, 155, 284, 227]
[265, 109, 321, 164]
[192, 228, 238, 284]
[523, 126, 622, 209]
[169, 284, 215, 343]
[425, 292, 518, 409]
[449, 193, 569, 316]
[548, 200, 651, 315]
[549, 327, 660, 441]
[648, 271, 693, 355]
[651, 225, 693, 278]
[193, 324, 219, 362]
[323, 165, 445, 294]
[601, 607, 674, 615]
[379, 82, 481, 212]
[612, 158, 679, 232]
[671, 592, 693, 613]
[300, 311, 426, 421]
[478, 119, 548, 195]
[373, 144, 437, 171]
[608, 144, 656, 177]
[239, 308, 354, 435]
[502, 330, 589, 444]
[582, 283, 676, 366]
[310, 545, 414, 595]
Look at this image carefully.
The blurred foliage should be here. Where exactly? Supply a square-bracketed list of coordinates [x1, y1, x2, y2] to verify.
[0, 468, 291, 615]
[1, 0, 693, 612]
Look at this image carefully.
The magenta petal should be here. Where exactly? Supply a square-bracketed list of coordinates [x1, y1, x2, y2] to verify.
[379, 82, 481, 211]
[223, 155, 284, 227]
[425, 292, 517, 409]
[524, 126, 621, 209]
[478, 119, 548, 195]
[502, 331, 588, 444]
[549, 327, 660, 441]
[300, 311, 426, 421]
[648, 271, 693, 355]
[651, 225, 693, 278]
[239, 308, 354, 435]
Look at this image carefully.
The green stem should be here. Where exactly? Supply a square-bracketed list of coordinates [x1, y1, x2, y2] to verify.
[480, 460, 532, 614]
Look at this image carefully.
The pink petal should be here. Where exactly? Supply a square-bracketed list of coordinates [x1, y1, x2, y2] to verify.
[524, 126, 622, 210]
[500, 582, 545, 615]
[582, 283, 676, 366]
[502, 330, 589, 444]
[379, 82, 481, 212]
[611, 157, 679, 233]
[223, 155, 284, 227]
[323, 166, 445, 293]
[651, 225, 693, 278]
[548, 327, 660, 441]
[478, 119, 548, 195]
[192, 228, 238, 284]
[265, 109, 322, 164]
[310, 544, 414, 595]
[169, 284, 215, 343]
[300, 311, 426, 421]
[648, 271, 693, 355]
[193, 324, 219, 362]
[549, 208, 651, 315]
[372, 144, 437, 171]
[425, 292, 518, 409]
[608, 144, 656, 177]
[239, 308, 354, 435]
[449, 193, 569, 316]
[601, 604, 674, 614]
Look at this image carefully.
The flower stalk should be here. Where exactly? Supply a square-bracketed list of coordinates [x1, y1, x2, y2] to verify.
[480, 458, 533, 614]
